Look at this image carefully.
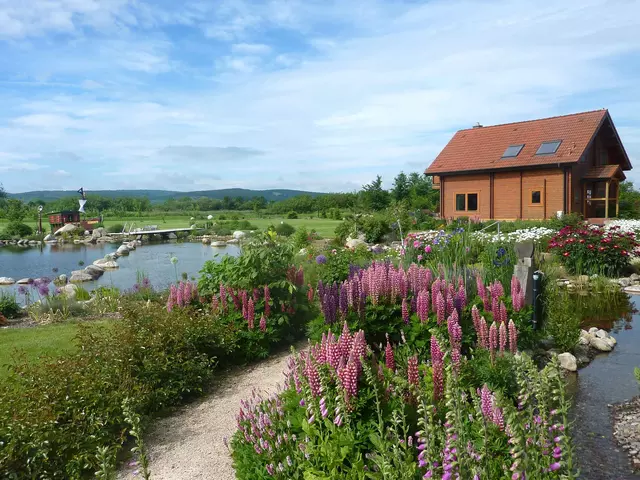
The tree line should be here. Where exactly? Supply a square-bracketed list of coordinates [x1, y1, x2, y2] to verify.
[0, 172, 440, 220]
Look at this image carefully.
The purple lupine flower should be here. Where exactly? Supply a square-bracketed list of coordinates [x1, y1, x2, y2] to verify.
[480, 384, 493, 419]
[402, 297, 410, 324]
[407, 355, 419, 388]
[304, 353, 322, 397]
[447, 310, 463, 373]
[479, 316, 489, 349]
[431, 336, 444, 401]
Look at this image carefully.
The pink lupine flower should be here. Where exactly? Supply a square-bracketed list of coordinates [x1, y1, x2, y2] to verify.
[402, 297, 410, 324]
[417, 290, 430, 323]
[431, 278, 441, 312]
[480, 384, 493, 418]
[447, 310, 463, 373]
[489, 322, 498, 363]
[264, 285, 271, 317]
[431, 336, 444, 401]
[508, 319, 518, 354]
[211, 294, 219, 312]
[338, 355, 359, 400]
[435, 291, 445, 325]
[385, 334, 396, 372]
[407, 355, 419, 388]
[220, 284, 227, 312]
[499, 301, 508, 324]
[476, 274, 486, 300]
[176, 283, 184, 307]
[259, 315, 267, 332]
[445, 285, 455, 316]
[166, 293, 175, 312]
[499, 321, 507, 353]
[491, 296, 499, 318]
[493, 406, 504, 431]
[471, 305, 481, 334]
[424, 245, 432, 253]
[305, 353, 322, 397]
[479, 316, 489, 349]
[247, 298, 255, 330]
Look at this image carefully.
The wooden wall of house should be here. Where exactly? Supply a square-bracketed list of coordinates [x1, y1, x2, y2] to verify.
[442, 169, 565, 220]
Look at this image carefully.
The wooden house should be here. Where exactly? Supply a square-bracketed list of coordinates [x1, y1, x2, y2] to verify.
[425, 109, 632, 222]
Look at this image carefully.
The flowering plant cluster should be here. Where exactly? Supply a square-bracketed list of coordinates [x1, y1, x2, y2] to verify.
[604, 219, 640, 237]
[231, 321, 575, 479]
[402, 229, 474, 271]
[473, 227, 555, 245]
[548, 224, 639, 276]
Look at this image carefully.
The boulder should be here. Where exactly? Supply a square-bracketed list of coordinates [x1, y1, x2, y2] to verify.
[345, 237, 367, 249]
[54, 223, 78, 235]
[211, 241, 227, 247]
[579, 330, 593, 346]
[594, 329, 609, 339]
[558, 352, 578, 372]
[84, 265, 105, 279]
[28, 240, 38, 245]
[232, 231, 246, 240]
[603, 336, 617, 348]
[93, 258, 119, 269]
[227, 239, 239, 244]
[0, 277, 16, 285]
[168, 233, 178, 240]
[84, 230, 91, 236]
[57, 274, 68, 284]
[91, 227, 107, 240]
[618, 277, 631, 287]
[59, 283, 78, 299]
[16, 278, 32, 285]
[588, 327, 599, 335]
[116, 245, 131, 255]
[201, 236, 212, 244]
[590, 337, 613, 352]
[70, 271, 94, 283]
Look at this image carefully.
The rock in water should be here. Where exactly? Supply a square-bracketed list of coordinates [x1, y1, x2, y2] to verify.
[93, 258, 119, 269]
[70, 271, 94, 283]
[558, 352, 578, 372]
[60, 283, 78, 299]
[232, 231, 246, 239]
[0, 277, 16, 285]
[211, 241, 227, 247]
[590, 337, 613, 352]
[84, 265, 105, 279]
[16, 278, 33, 285]
[116, 245, 130, 255]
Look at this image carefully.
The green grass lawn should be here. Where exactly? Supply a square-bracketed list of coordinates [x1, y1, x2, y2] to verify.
[0, 320, 109, 379]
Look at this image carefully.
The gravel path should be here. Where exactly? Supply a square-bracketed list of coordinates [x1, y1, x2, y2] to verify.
[118, 344, 301, 480]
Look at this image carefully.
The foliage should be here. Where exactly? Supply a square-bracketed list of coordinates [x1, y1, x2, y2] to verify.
[286, 211, 298, 219]
[617, 181, 640, 219]
[291, 225, 319, 251]
[480, 242, 517, 291]
[548, 224, 638, 276]
[542, 284, 581, 352]
[231, 324, 575, 479]
[360, 175, 391, 211]
[1, 199, 28, 222]
[274, 222, 296, 237]
[313, 246, 373, 285]
[403, 229, 477, 278]
[2, 221, 34, 238]
[0, 291, 21, 318]
[107, 223, 125, 233]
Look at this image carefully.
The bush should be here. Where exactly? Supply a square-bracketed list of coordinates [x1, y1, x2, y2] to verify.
[275, 222, 296, 237]
[548, 224, 638, 276]
[286, 211, 298, 219]
[292, 225, 311, 250]
[0, 291, 20, 318]
[3, 221, 33, 237]
[107, 223, 124, 234]
[543, 286, 581, 352]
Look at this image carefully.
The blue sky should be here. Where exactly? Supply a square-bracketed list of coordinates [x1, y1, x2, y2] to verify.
[1, 0, 640, 193]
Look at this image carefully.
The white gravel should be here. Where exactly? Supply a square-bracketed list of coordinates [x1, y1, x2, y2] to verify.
[118, 344, 302, 480]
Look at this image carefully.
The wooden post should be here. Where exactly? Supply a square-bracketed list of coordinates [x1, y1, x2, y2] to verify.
[605, 181, 610, 219]
[616, 180, 620, 217]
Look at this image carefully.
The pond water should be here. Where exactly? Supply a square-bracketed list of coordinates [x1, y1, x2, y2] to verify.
[0, 242, 240, 297]
[568, 294, 640, 479]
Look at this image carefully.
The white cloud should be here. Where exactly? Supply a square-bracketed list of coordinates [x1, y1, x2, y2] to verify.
[231, 42, 271, 55]
[2, 0, 640, 192]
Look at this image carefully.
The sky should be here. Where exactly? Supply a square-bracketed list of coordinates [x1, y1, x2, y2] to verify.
[1, 0, 640, 194]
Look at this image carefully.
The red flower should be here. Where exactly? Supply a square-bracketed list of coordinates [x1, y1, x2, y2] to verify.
[622, 250, 628, 256]
[599, 247, 605, 252]
[588, 244, 594, 249]
[563, 252, 570, 257]
[579, 239, 585, 244]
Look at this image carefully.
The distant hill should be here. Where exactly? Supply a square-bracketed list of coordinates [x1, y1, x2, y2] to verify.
[8, 188, 324, 203]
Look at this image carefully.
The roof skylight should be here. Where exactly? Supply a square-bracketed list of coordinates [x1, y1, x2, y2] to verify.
[536, 140, 562, 155]
[502, 144, 524, 158]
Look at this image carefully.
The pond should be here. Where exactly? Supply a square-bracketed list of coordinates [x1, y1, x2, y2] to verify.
[568, 294, 640, 479]
[0, 242, 241, 298]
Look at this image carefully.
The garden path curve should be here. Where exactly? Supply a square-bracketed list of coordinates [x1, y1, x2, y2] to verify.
[118, 343, 303, 480]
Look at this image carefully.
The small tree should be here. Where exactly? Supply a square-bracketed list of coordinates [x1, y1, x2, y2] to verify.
[5, 199, 27, 222]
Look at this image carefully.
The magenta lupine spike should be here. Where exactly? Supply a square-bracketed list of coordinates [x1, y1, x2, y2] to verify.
[492, 407, 504, 431]
[483, 287, 491, 311]
[304, 353, 322, 397]
[508, 319, 518, 354]
[417, 290, 429, 323]
[166, 290, 175, 312]
[259, 315, 267, 332]
[338, 355, 359, 401]
[479, 316, 489, 349]
[511, 275, 519, 298]
[493, 280, 505, 299]
[499, 321, 507, 353]
[447, 310, 463, 373]
[385, 334, 396, 372]
[176, 282, 184, 307]
[400, 271, 408, 298]
[407, 355, 419, 388]
[471, 305, 481, 335]
[296, 266, 304, 286]
[476, 273, 486, 300]
[253, 287, 260, 304]
[307, 285, 314, 304]
[402, 297, 410, 325]
[499, 301, 508, 324]
[247, 298, 255, 330]
[445, 289, 455, 317]
[491, 296, 499, 318]
[183, 281, 192, 304]
[339, 321, 352, 358]
[436, 291, 445, 325]
[219, 284, 227, 310]
[489, 322, 498, 363]
[456, 283, 467, 312]
[480, 384, 493, 419]
[431, 336, 444, 401]
[431, 278, 441, 312]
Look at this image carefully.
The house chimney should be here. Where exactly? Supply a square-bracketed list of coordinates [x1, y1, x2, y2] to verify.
[473, 122, 483, 129]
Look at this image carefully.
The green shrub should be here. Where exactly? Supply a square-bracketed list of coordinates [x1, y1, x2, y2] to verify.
[0, 291, 21, 318]
[286, 211, 298, 219]
[292, 226, 315, 250]
[543, 288, 581, 352]
[275, 222, 295, 237]
[548, 224, 638, 276]
[3, 221, 33, 237]
[107, 223, 124, 234]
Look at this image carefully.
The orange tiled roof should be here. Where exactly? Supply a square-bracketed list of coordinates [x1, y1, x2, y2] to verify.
[425, 110, 608, 175]
[583, 165, 626, 180]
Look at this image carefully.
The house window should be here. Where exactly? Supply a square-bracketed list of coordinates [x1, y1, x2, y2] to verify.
[502, 144, 525, 158]
[536, 140, 562, 155]
[455, 193, 478, 212]
[531, 190, 541, 205]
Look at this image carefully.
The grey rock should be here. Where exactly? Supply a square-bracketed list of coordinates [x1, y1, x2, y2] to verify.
[590, 337, 613, 352]
[618, 277, 631, 287]
[54, 223, 78, 235]
[16, 278, 33, 285]
[211, 241, 227, 247]
[59, 283, 78, 299]
[588, 327, 599, 335]
[558, 352, 578, 372]
[345, 238, 367, 249]
[168, 233, 178, 240]
[232, 230, 246, 239]
[116, 245, 130, 255]
[70, 270, 94, 283]
[84, 265, 105, 279]
[93, 258, 119, 269]
[227, 239, 239, 244]
[0, 277, 16, 285]
[595, 329, 610, 339]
